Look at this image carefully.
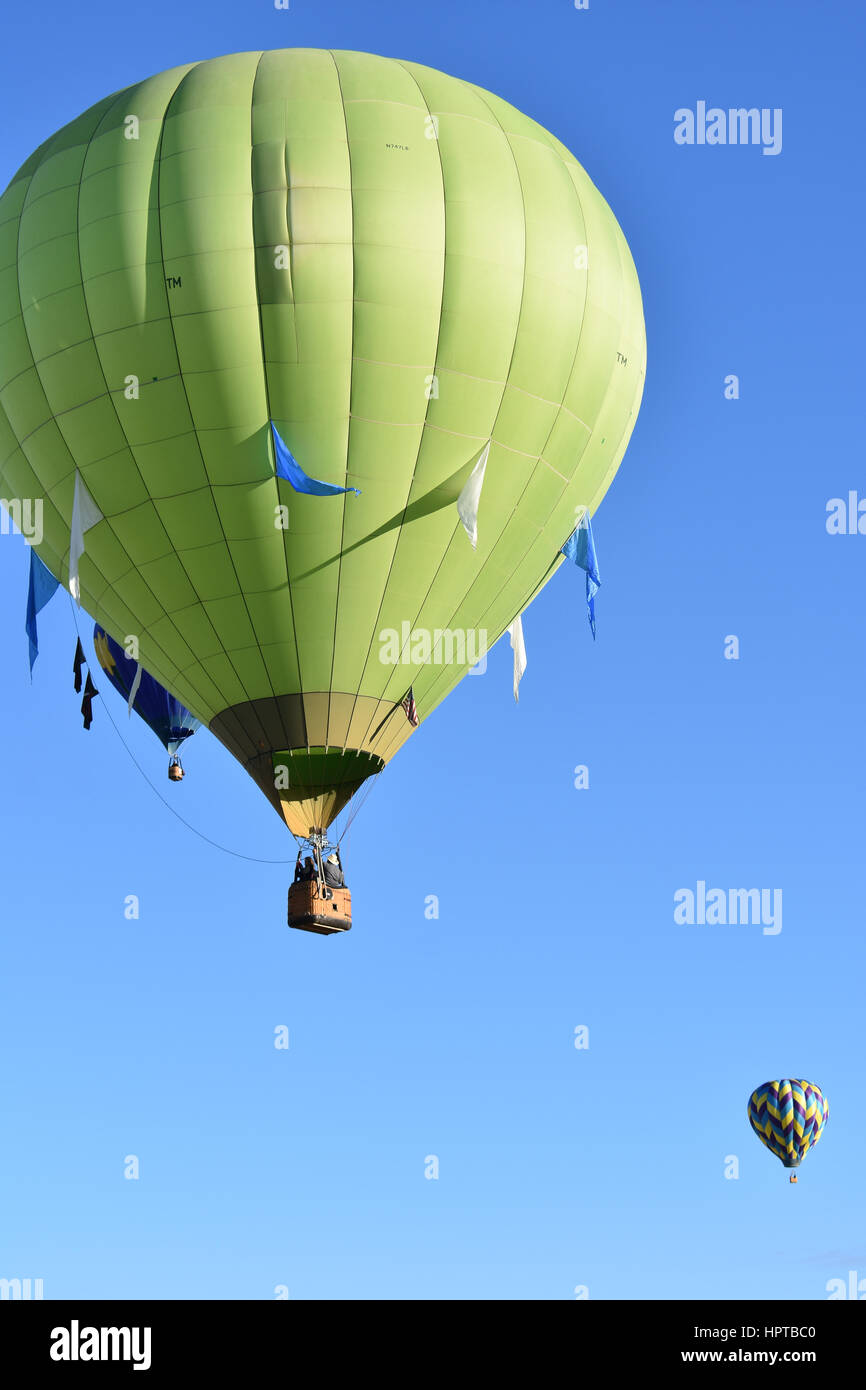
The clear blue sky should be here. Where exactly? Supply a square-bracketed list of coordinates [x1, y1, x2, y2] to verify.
[1, 0, 864, 1301]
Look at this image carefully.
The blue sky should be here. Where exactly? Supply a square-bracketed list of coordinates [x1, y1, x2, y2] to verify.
[1, 0, 864, 1300]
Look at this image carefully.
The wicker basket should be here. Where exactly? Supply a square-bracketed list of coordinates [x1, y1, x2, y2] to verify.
[288, 880, 352, 935]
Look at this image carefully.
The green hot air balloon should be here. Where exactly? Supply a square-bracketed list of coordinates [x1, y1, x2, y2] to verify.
[0, 50, 645, 924]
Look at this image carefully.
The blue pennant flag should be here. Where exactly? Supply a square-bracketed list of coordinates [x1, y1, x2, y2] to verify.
[561, 510, 601, 639]
[270, 422, 360, 497]
[25, 548, 60, 674]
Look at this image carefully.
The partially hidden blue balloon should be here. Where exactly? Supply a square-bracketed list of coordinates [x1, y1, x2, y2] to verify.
[93, 625, 201, 760]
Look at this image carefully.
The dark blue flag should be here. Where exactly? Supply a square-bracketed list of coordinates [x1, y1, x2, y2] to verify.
[25, 548, 60, 674]
[561, 511, 601, 639]
[271, 422, 360, 497]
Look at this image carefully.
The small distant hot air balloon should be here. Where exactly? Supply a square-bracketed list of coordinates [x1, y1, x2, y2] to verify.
[93, 625, 201, 780]
[748, 1079, 829, 1183]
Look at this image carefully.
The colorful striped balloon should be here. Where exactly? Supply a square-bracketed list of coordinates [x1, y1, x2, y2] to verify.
[748, 1079, 829, 1169]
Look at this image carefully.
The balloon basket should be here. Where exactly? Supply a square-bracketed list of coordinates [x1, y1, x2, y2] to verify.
[288, 881, 352, 935]
[789, 1174, 798, 1184]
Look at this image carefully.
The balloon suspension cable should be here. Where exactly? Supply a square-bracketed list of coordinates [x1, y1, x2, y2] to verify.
[335, 761, 384, 846]
[67, 597, 293, 865]
[294, 827, 343, 896]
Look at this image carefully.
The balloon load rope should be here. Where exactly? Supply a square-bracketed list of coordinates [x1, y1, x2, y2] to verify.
[335, 763, 383, 846]
[67, 596, 294, 866]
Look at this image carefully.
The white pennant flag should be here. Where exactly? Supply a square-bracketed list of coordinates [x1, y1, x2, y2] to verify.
[456, 440, 490, 549]
[508, 614, 526, 702]
[68, 471, 103, 604]
[127, 662, 143, 717]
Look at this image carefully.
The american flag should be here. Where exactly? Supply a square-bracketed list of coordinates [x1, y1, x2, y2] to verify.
[401, 686, 419, 727]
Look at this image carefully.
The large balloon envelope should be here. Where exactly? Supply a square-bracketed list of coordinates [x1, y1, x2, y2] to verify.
[93, 623, 200, 755]
[748, 1079, 829, 1170]
[0, 49, 645, 835]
